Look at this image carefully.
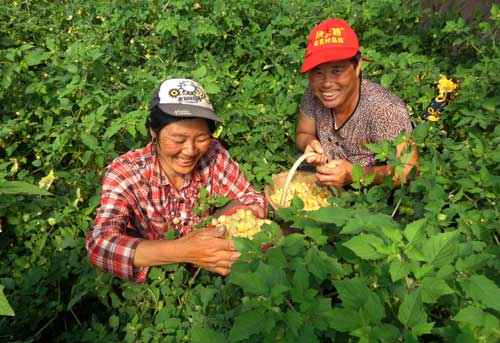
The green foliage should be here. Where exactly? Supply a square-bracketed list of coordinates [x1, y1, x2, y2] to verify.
[1, 0, 499, 342]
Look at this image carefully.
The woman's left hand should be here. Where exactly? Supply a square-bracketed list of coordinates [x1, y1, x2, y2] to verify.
[315, 159, 353, 188]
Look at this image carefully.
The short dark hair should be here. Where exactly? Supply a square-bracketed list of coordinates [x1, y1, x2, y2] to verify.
[351, 52, 361, 68]
[146, 106, 216, 136]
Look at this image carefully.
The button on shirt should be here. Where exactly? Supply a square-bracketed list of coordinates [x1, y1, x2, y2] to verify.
[86, 140, 268, 282]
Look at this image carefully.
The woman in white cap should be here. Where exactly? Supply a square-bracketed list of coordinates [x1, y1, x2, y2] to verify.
[86, 78, 268, 282]
[296, 19, 418, 188]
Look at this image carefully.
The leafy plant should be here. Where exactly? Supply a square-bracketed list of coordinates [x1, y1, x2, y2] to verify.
[0, 0, 499, 342]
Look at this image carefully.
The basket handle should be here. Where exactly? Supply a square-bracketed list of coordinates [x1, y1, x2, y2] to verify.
[279, 152, 317, 207]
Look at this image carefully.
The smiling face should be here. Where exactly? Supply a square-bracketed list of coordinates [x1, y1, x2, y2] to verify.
[153, 118, 211, 184]
[308, 59, 361, 113]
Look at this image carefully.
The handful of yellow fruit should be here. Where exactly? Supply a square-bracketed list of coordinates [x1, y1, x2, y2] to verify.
[211, 209, 272, 239]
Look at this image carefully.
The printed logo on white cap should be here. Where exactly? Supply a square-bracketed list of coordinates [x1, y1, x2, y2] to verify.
[158, 79, 213, 115]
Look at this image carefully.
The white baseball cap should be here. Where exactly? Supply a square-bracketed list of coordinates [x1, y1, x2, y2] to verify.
[150, 78, 221, 123]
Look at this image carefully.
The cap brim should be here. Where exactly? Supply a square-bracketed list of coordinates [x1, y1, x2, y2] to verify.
[301, 48, 360, 73]
[157, 104, 222, 123]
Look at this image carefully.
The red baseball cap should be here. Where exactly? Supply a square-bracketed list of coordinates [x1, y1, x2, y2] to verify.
[301, 19, 361, 73]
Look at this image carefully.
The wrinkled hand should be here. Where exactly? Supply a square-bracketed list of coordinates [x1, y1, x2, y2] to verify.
[315, 159, 353, 188]
[178, 226, 240, 276]
[304, 139, 328, 166]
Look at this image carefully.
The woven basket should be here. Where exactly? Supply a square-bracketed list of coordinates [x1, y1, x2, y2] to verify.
[265, 170, 329, 211]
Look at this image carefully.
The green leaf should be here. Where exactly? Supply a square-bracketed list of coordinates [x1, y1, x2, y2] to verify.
[292, 264, 309, 292]
[192, 65, 207, 79]
[227, 269, 268, 295]
[452, 306, 485, 327]
[351, 164, 364, 181]
[80, 132, 99, 149]
[389, 259, 410, 282]
[398, 290, 428, 328]
[0, 285, 15, 316]
[460, 275, 500, 312]
[422, 231, 458, 267]
[108, 314, 119, 328]
[410, 122, 431, 143]
[343, 234, 386, 260]
[326, 308, 361, 332]
[282, 233, 307, 256]
[0, 181, 52, 196]
[381, 73, 395, 88]
[191, 326, 226, 343]
[403, 219, 426, 245]
[333, 278, 384, 323]
[420, 277, 455, 303]
[24, 48, 51, 66]
[306, 206, 351, 226]
[229, 309, 266, 341]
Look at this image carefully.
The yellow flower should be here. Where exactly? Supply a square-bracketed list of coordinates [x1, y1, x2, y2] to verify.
[438, 75, 459, 94]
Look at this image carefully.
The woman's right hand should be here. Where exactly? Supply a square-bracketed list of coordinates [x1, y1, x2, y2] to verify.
[304, 139, 328, 165]
[178, 225, 240, 276]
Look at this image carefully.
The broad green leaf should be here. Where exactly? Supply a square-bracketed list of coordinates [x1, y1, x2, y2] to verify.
[403, 219, 426, 245]
[333, 278, 384, 323]
[410, 122, 431, 143]
[422, 231, 458, 267]
[255, 262, 289, 290]
[24, 49, 51, 66]
[227, 269, 268, 295]
[306, 205, 351, 226]
[411, 322, 434, 336]
[192, 65, 207, 79]
[199, 287, 218, 310]
[0, 285, 15, 316]
[155, 307, 172, 324]
[342, 212, 399, 235]
[282, 233, 307, 256]
[326, 308, 362, 332]
[229, 309, 266, 341]
[343, 234, 386, 260]
[389, 259, 410, 282]
[305, 248, 344, 279]
[452, 306, 484, 326]
[103, 121, 125, 139]
[381, 73, 395, 88]
[80, 132, 99, 149]
[285, 310, 303, 337]
[303, 226, 328, 245]
[460, 275, 500, 312]
[398, 290, 428, 328]
[372, 324, 401, 341]
[334, 278, 368, 308]
[108, 315, 119, 328]
[420, 277, 454, 303]
[352, 164, 364, 181]
[382, 226, 403, 243]
[0, 181, 52, 196]
[292, 264, 309, 292]
[191, 326, 226, 343]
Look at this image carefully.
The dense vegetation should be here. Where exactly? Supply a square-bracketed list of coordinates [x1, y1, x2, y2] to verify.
[1, 0, 499, 342]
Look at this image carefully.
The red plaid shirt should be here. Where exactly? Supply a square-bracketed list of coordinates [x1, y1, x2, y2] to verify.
[86, 140, 268, 282]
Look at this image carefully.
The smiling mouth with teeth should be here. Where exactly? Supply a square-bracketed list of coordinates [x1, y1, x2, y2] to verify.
[322, 91, 339, 98]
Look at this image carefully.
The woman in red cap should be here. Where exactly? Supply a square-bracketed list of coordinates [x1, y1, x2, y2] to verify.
[86, 78, 268, 282]
[296, 19, 418, 188]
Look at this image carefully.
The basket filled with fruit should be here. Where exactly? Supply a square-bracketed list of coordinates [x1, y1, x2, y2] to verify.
[265, 153, 338, 211]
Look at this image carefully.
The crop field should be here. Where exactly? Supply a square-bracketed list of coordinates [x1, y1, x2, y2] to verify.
[0, 1, 499, 342]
